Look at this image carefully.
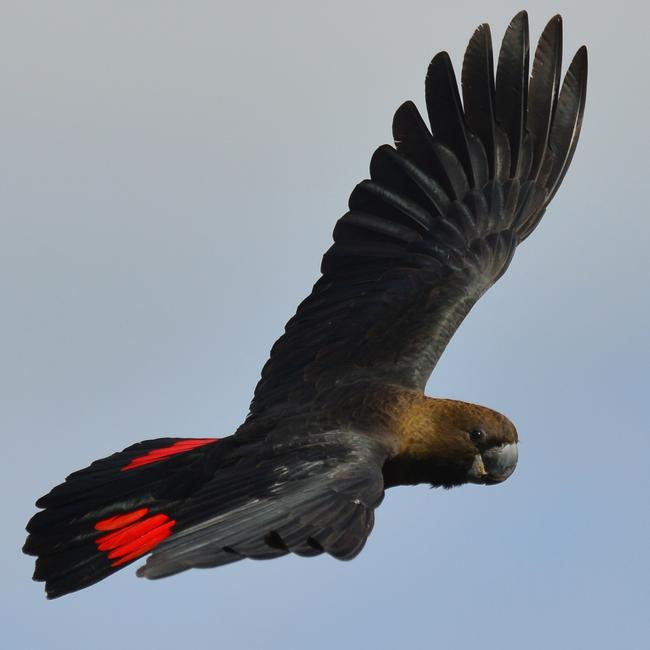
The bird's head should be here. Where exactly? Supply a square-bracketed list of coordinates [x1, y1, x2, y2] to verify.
[451, 401, 519, 486]
[385, 396, 519, 489]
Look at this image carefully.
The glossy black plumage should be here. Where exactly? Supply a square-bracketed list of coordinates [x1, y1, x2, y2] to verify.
[24, 438, 218, 598]
[24, 12, 587, 598]
[139, 432, 386, 579]
[26, 430, 386, 596]
[251, 11, 587, 417]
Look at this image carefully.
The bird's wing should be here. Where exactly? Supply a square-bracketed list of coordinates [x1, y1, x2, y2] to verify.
[249, 12, 587, 418]
[137, 430, 387, 579]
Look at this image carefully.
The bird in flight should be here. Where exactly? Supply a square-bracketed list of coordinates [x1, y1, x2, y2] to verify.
[25, 11, 587, 599]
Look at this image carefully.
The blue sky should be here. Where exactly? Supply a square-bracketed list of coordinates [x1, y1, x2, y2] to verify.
[2, 1, 648, 648]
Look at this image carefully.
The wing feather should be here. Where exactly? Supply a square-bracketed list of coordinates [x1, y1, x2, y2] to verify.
[528, 15, 563, 182]
[545, 46, 588, 201]
[462, 24, 497, 177]
[495, 11, 530, 178]
[248, 14, 587, 417]
[426, 52, 477, 186]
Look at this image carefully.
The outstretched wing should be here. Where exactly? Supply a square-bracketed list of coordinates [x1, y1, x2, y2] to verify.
[250, 12, 587, 418]
[137, 431, 387, 579]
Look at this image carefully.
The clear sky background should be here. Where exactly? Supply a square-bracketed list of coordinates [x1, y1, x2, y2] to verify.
[2, 1, 648, 648]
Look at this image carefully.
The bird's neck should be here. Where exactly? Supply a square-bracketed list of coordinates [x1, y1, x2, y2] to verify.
[370, 388, 476, 488]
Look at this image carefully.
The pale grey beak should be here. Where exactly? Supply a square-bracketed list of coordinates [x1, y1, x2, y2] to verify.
[467, 443, 518, 485]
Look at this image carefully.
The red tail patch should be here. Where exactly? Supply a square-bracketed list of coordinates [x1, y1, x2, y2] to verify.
[95, 508, 150, 531]
[121, 438, 218, 471]
[95, 508, 176, 567]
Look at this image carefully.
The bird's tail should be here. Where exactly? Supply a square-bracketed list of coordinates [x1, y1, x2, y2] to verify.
[23, 436, 219, 599]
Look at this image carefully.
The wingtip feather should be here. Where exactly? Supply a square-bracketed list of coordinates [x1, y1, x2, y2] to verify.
[496, 10, 530, 178]
[426, 51, 476, 186]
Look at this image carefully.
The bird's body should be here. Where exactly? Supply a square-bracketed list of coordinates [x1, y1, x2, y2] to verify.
[24, 11, 587, 599]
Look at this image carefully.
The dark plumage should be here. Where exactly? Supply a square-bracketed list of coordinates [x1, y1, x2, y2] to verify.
[24, 11, 587, 598]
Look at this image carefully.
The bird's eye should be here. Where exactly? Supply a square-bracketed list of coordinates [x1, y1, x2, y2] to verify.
[469, 429, 485, 442]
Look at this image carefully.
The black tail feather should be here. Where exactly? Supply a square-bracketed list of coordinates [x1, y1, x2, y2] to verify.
[24, 436, 218, 598]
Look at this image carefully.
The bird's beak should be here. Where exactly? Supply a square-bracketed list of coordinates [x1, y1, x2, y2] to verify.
[467, 443, 518, 485]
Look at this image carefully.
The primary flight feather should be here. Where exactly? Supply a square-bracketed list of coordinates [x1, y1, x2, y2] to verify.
[24, 11, 587, 598]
